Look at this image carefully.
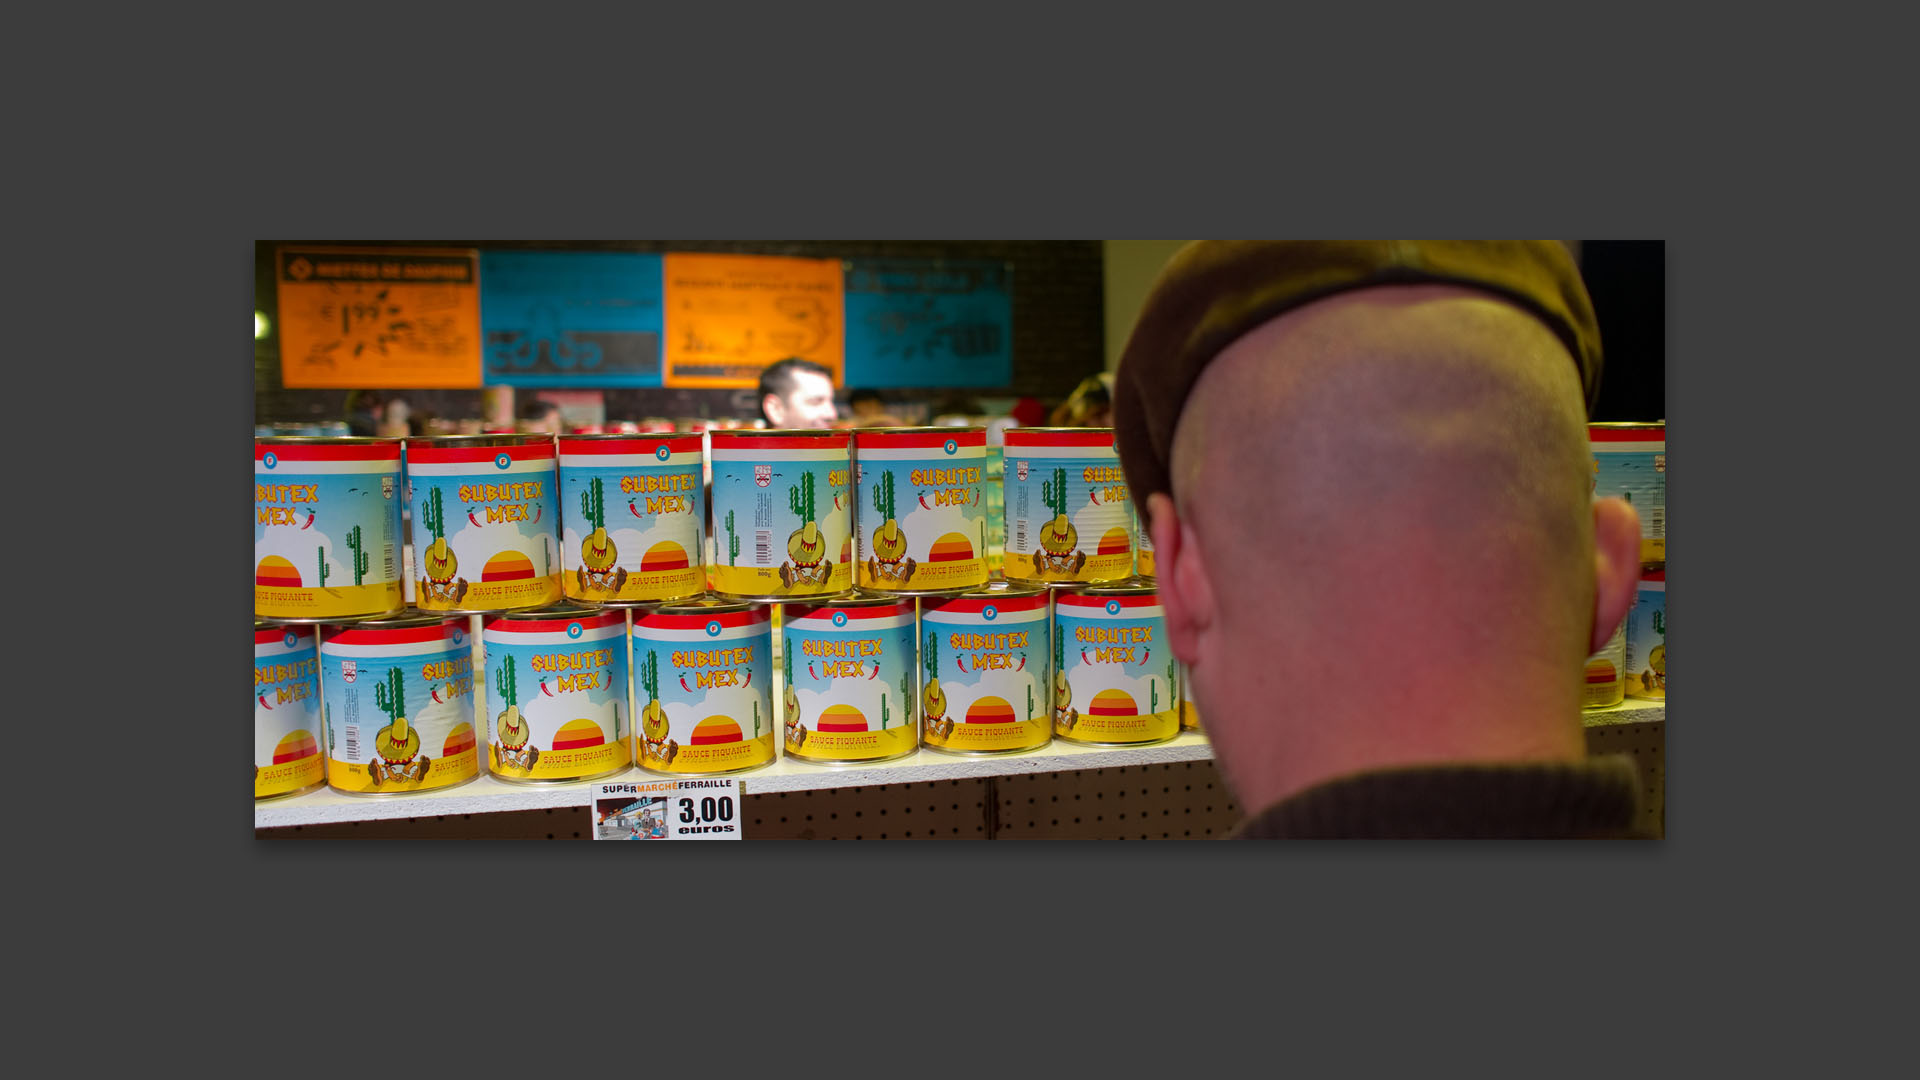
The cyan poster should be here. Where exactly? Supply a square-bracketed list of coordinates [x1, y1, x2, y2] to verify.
[480, 251, 664, 387]
[842, 259, 1013, 389]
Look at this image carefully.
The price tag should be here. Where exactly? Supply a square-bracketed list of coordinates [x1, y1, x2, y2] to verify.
[589, 778, 743, 840]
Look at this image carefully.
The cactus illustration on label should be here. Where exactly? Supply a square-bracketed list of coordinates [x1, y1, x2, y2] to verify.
[782, 471, 828, 585]
[495, 653, 538, 770]
[318, 545, 330, 587]
[578, 476, 625, 594]
[1053, 627, 1077, 732]
[782, 635, 804, 749]
[899, 663, 914, 735]
[923, 628, 949, 738]
[868, 470, 913, 583]
[639, 647, 669, 763]
[370, 666, 429, 785]
[345, 524, 370, 586]
[1036, 466, 1086, 576]
[725, 509, 740, 567]
[419, 485, 465, 603]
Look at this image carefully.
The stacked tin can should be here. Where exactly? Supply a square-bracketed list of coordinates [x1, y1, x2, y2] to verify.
[1001, 428, 1180, 748]
[1586, 421, 1667, 708]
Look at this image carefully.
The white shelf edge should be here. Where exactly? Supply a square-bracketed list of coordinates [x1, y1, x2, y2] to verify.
[256, 699, 1664, 829]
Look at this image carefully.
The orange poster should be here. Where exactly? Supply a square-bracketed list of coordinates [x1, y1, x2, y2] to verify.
[662, 253, 843, 388]
[275, 246, 482, 388]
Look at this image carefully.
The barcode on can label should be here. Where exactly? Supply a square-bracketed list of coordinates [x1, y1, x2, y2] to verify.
[756, 529, 772, 565]
[345, 725, 361, 761]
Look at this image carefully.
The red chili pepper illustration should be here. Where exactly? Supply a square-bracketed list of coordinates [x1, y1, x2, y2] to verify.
[1139, 649, 1150, 666]
[1088, 489, 1100, 505]
[531, 505, 541, 523]
[300, 511, 315, 529]
[257, 694, 273, 710]
[629, 500, 643, 518]
[833, 493, 845, 511]
[679, 675, 693, 692]
[1082, 650, 1092, 665]
[956, 655, 968, 673]
[468, 509, 484, 527]
[867, 664, 879, 680]
[918, 493, 933, 509]
[740, 669, 751, 688]
[541, 679, 555, 697]
[1016, 655, 1026, 671]
[808, 663, 818, 680]
[431, 685, 443, 703]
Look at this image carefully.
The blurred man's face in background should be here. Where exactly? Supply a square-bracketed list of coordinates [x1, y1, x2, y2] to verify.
[766, 370, 839, 429]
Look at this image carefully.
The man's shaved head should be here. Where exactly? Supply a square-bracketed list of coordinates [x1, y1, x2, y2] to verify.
[1155, 285, 1632, 810]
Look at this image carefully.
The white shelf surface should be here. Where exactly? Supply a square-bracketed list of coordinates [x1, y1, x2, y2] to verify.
[255, 697, 1663, 829]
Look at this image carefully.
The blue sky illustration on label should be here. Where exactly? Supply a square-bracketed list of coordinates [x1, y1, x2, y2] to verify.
[784, 621, 917, 733]
[255, 468, 403, 589]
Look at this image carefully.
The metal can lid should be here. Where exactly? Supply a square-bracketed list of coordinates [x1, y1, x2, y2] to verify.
[651, 596, 758, 617]
[405, 433, 553, 448]
[853, 425, 987, 436]
[1588, 420, 1666, 429]
[489, 603, 607, 622]
[323, 610, 457, 631]
[1068, 580, 1160, 598]
[953, 580, 1046, 600]
[712, 428, 852, 439]
[1002, 426, 1116, 439]
[255, 435, 404, 447]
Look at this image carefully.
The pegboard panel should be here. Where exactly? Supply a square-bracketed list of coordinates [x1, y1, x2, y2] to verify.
[260, 807, 593, 839]
[1584, 719, 1665, 837]
[744, 780, 991, 840]
[994, 761, 1244, 839]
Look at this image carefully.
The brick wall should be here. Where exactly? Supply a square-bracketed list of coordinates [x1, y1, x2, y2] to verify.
[254, 240, 1106, 426]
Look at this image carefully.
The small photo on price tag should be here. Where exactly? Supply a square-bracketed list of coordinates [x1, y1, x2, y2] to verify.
[590, 779, 743, 840]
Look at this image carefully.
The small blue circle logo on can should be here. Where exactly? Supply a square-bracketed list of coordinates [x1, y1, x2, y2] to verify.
[832, 611, 849, 628]
[1106, 600, 1122, 615]
[944, 438, 958, 456]
[283, 631, 298, 649]
[656, 444, 671, 461]
[495, 453, 511, 470]
[262, 452, 278, 469]
[567, 622, 583, 638]
[452, 627, 465, 645]
[706, 620, 723, 637]
[983, 605, 998, 621]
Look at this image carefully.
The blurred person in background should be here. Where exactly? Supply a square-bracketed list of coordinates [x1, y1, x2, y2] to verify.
[1114, 241, 1646, 838]
[758, 358, 838, 429]
[846, 388, 903, 427]
[1050, 373, 1114, 427]
[518, 398, 565, 435]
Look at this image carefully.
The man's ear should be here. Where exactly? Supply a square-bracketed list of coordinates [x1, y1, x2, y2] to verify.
[1148, 493, 1212, 664]
[1590, 496, 1643, 653]
[761, 394, 784, 426]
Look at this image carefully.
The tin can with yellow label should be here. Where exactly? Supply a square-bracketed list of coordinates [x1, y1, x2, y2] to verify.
[781, 594, 920, 763]
[255, 622, 326, 800]
[708, 429, 854, 600]
[1178, 662, 1201, 732]
[1135, 511, 1156, 580]
[853, 428, 989, 594]
[1002, 428, 1134, 585]
[1625, 569, 1666, 700]
[319, 613, 480, 795]
[483, 605, 632, 783]
[255, 437, 406, 622]
[1582, 620, 1627, 710]
[1052, 584, 1180, 746]
[558, 433, 706, 605]
[405, 434, 562, 613]
[920, 583, 1051, 755]
[632, 599, 775, 776]
[1590, 421, 1666, 568]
